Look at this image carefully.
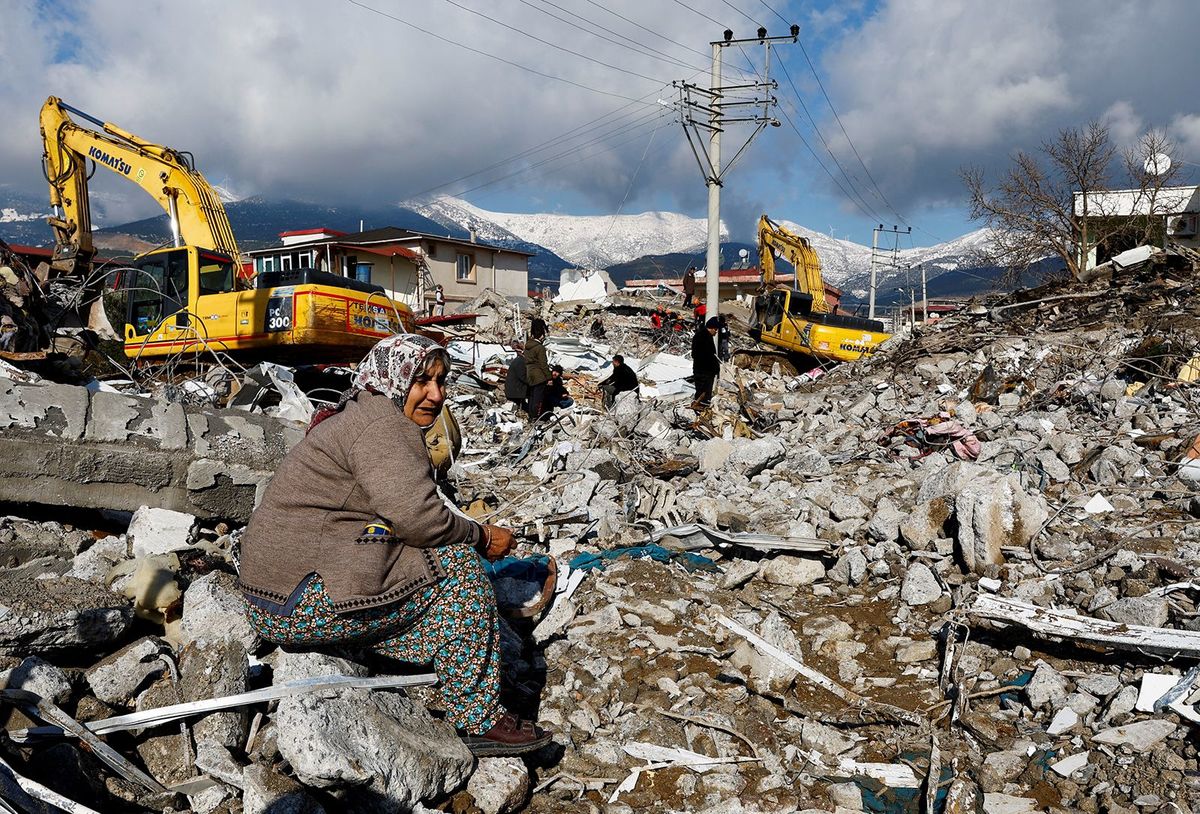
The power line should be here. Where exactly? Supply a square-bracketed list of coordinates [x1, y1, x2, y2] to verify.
[453, 113, 676, 200]
[406, 97, 668, 200]
[518, 0, 709, 76]
[716, 0, 762, 28]
[669, 0, 725, 29]
[793, 36, 914, 230]
[754, 0, 790, 28]
[345, 0, 651, 103]
[580, 0, 746, 72]
[775, 57, 884, 224]
[776, 104, 887, 224]
[439, 0, 663, 83]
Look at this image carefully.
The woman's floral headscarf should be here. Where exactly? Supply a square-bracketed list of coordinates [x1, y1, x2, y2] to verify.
[310, 334, 450, 431]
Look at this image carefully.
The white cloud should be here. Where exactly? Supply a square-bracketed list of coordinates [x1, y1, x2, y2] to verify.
[2, 0, 739, 222]
[818, 0, 1200, 208]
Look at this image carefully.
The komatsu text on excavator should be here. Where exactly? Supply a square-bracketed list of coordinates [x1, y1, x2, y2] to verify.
[749, 215, 890, 365]
[40, 96, 414, 363]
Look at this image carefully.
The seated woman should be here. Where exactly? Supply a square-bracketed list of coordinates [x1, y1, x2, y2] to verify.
[238, 334, 550, 756]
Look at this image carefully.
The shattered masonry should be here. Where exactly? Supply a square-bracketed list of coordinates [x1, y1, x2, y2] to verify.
[1, 249, 1199, 813]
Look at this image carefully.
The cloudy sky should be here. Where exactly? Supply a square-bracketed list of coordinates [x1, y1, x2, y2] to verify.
[3, 0, 1199, 246]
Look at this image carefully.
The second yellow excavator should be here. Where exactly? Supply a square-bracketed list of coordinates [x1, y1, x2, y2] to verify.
[749, 214, 891, 365]
[40, 96, 414, 364]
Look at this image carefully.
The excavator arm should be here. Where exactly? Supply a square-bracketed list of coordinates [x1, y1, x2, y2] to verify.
[757, 214, 830, 314]
[40, 96, 239, 275]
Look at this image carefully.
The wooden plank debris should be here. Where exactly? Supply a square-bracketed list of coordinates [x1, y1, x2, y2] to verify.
[969, 595, 1200, 658]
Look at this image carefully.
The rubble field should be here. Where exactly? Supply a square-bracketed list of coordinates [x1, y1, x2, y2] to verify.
[1, 252, 1199, 814]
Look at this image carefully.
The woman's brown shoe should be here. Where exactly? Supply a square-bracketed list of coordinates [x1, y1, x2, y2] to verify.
[461, 713, 552, 756]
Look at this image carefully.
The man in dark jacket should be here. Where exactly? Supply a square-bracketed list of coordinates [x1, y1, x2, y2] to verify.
[523, 318, 551, 418]
[682, 267, 697, 307]
[541, 364, 573, 414]
[598, 354, 639, 408]
[504, 349, 528, 412]
[691, 317, 720, 410]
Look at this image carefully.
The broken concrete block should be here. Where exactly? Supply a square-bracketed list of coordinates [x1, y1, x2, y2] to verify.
[85, 636, 166, 705]
[242, 763, 326, 814]
[1025, 662, 1068, 710]
[718, 559, 759, 590]
[180, 571, 258, 651]
[65, 535, 128, 584]
[134, 679, 191, 786]
[866, 498, 904, 542]
[800, 719, 855, 755]
[127, 506, 198, 558]
[1, 656, 72, 704]
[0, 574, 132, 655]
[917, 462, 1048, 572]
[895, 640, 938, 663]
[272, 650, 472, 810]
[899, 498, 951, 550]
[699, 438, 734, 473]
[194, 738, 245, 788]
[828, 494, 868, 522]
[788, 446, 832, 477]
[180, 638, 248, 748]
[726, 437, 785, 477]
[1092, 719, 1176, 750]
[899, 563, 941, 606]
[1098, 596, 1170, 628]
[827, 549, 867, 586]
[467, 757, 530, 814]
[760, 556, 825, 586]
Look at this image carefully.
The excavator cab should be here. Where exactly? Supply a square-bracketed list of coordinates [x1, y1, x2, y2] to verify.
[124, 246, 237, 352]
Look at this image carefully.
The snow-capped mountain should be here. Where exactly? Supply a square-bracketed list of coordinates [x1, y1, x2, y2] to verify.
[412, 195, 728, 269]
[413, 196, 1003, 293]
[774, 217, 999, 294]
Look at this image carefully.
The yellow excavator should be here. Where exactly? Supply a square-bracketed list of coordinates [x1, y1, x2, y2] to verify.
[749, 214, 890, 364]
[40, 96, 414, 364]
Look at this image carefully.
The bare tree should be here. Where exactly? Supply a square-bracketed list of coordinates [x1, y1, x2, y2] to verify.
[961, 122, 1183, 280]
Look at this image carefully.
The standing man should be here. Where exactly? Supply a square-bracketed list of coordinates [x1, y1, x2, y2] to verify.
[504, 344, 528, 413]
[691, 317, 720, 410]
[682, 266, 697, 308]
[434, 284, 446, 316]
[717, 315, 731, 362]
[523, 318, 551, 419]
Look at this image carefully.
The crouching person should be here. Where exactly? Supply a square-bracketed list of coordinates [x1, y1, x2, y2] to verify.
[238, 334, 551, 756]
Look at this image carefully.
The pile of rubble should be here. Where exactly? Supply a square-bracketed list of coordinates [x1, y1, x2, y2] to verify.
[1, 255, 1198, 814]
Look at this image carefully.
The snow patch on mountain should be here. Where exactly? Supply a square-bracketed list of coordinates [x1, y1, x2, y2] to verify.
[412, 195, 727, 269]
[1, 207, 44, 224]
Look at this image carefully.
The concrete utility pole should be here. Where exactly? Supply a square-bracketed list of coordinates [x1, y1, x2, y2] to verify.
[672, 26, 798, 326]
[868, 225, 880, 320]
[704, 42, 723, 319]
[868, 224, 910, 321]
[920, 264, 927, 322]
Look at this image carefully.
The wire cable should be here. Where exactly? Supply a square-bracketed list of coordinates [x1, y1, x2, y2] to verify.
[345, 0, 652, 103]
[518, 0, 710, 76]
[438, 0, 663, 83]
[404, 90, 670, 200]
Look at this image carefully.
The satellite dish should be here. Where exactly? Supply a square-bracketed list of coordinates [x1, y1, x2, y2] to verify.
[1145, 152, 1172, 176]
[738, 249, 749, 259]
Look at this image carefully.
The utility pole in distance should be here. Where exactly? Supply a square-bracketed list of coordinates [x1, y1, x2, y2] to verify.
[868, 224, 910, 320]
[671, 25, 798, 324]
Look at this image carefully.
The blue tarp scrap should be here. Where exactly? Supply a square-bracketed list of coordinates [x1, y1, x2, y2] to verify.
[569, 545, 721, 573]
[480, 554, 552, 611]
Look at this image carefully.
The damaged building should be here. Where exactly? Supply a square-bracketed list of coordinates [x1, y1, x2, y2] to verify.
[0, 244, 1198, 814]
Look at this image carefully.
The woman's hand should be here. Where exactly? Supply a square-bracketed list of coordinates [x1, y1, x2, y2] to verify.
[480, 525, 516, 561]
